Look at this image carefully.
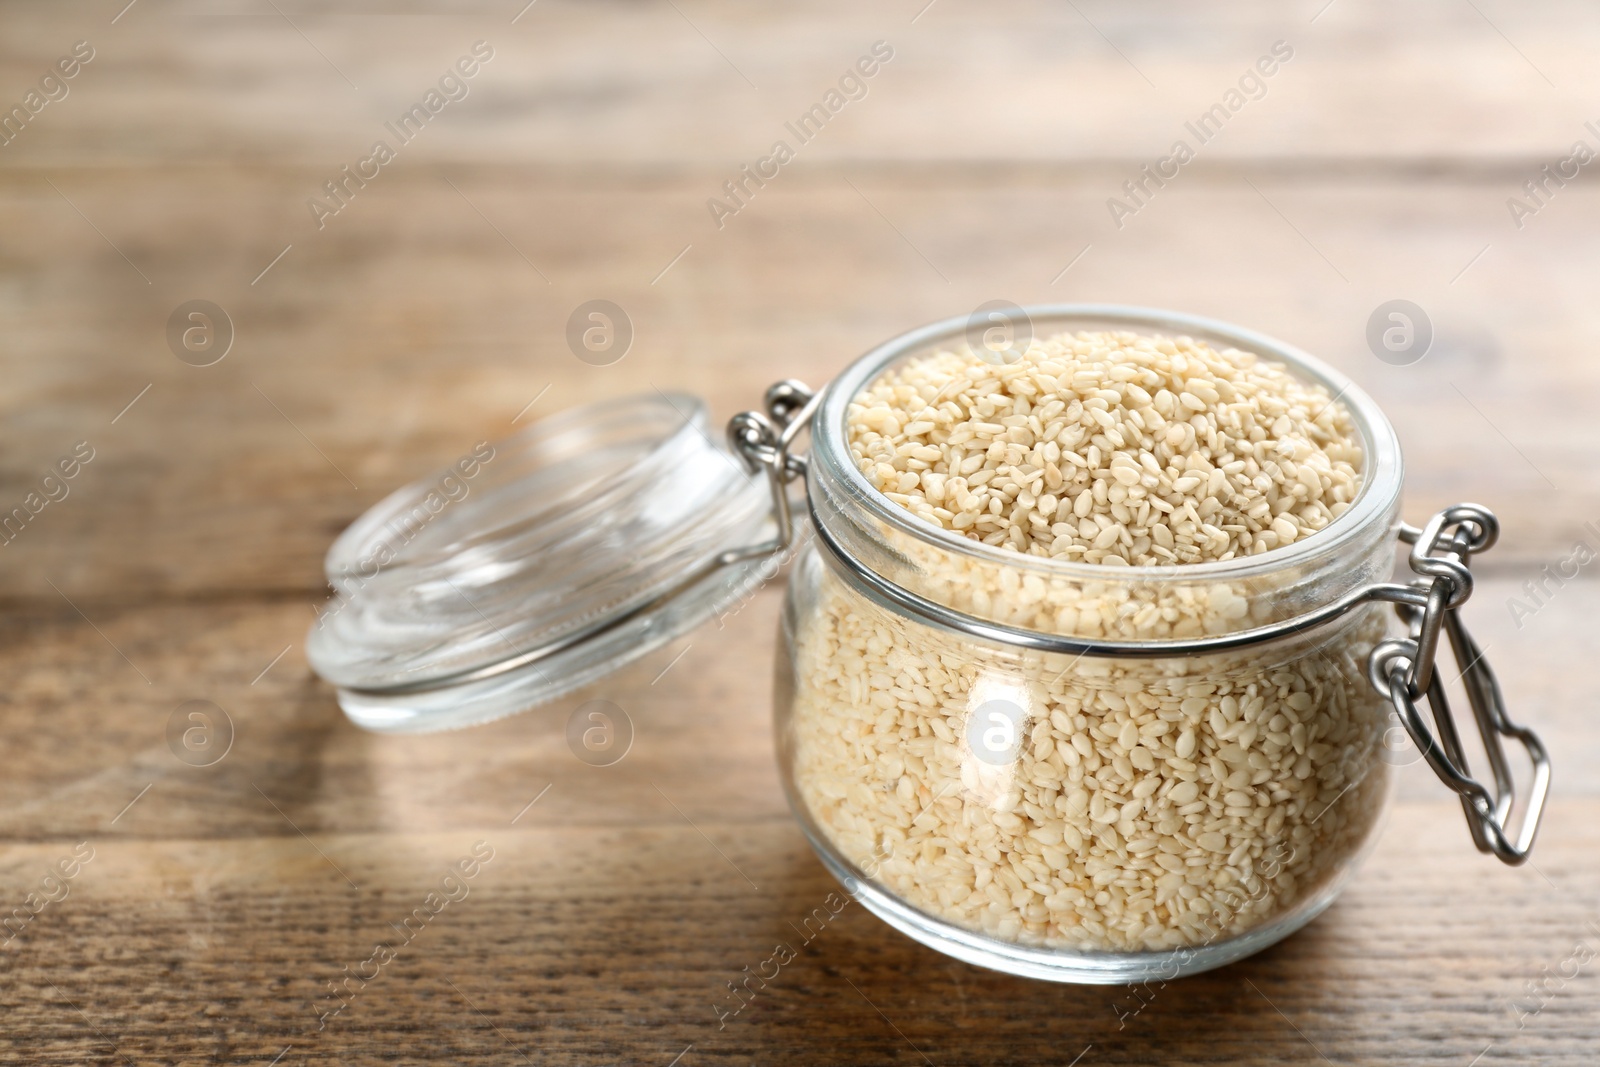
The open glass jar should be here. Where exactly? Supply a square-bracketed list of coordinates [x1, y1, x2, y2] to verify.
[307, 305, 1550, 983]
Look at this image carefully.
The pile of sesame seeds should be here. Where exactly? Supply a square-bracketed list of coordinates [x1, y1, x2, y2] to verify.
[788, 573, 1388, 953]
[847, 330, 1364, 566]
[784, 330, 1388, 956]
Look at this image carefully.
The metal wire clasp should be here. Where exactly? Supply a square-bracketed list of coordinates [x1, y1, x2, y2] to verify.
[721, 380, 817, 565]
[1367, 504, 1551, 865]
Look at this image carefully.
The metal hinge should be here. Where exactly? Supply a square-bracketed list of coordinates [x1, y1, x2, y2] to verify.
[1368, 504, 1551, 865]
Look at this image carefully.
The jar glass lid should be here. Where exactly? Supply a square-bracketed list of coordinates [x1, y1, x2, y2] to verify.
[305, 392, 776, 732]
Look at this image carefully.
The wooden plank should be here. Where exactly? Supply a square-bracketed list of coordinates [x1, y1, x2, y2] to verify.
[0, 581, 1591, 833]
[6, 576, 1593, 827]
[0, 801, 1593, 1066]
[2, 168, 1599, 598]
[0, 582, 1591, 1061]
[0, 0, 1593, 169]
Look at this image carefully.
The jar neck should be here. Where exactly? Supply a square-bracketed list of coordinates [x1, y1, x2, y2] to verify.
[806, 305, 1405, 643]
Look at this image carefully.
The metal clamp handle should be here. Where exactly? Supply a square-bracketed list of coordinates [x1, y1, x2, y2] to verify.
[722, 380, 817, 565]
[1367, 504, 1551, 865]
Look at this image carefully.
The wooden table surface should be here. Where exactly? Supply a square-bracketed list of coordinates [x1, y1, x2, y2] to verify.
[3, 1, 1599, 1063]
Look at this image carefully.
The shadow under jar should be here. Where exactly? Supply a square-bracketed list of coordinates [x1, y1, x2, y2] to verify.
[305, 304, 1549, 985]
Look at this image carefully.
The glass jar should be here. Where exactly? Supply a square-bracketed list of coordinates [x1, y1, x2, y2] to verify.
[306, 304, 1550, 984]
[775, 307, 1410, 982]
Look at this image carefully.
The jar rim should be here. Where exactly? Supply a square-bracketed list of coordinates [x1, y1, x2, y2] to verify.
[812, 303, 1403, 584]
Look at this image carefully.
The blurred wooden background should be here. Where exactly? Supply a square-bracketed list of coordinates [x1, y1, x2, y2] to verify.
[1, 0, 1597, 1063]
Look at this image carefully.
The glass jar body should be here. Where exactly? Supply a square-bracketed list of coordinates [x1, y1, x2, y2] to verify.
[773, 304, 1409, 983]
[775, 543, 1395, 982]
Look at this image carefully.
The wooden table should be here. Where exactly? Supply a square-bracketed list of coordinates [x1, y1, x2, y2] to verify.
[2, 1, 1597, 1062]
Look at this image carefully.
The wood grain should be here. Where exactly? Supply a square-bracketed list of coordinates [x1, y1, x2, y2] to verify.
[0, 0, 1595, 167]
[0, 582, 1596, 1064]
[2, 1, 1598, 1063]
[4, 168, 1600, 599]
